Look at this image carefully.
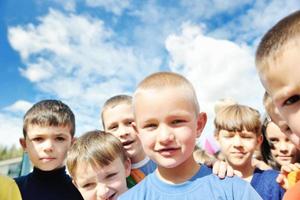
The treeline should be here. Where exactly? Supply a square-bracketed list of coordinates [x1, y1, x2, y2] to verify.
[0, 145, 23, 161]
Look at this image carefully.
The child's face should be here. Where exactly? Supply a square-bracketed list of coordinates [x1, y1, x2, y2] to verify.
[133, 87, 206, 169]
[268, 105, 300, 149]
[73, 157, 130, 200]
[262, 43, 300, 138]
[266, 121, 300, 166]
[20, 125, 73, 171]
[102, 103, 144, 163]
[216, 129, 262, 168]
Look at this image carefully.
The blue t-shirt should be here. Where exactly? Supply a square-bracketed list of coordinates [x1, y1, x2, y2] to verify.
[119, 165, 262, 200]
[136, 158, 157, 175]
[251, 168, 285, 200]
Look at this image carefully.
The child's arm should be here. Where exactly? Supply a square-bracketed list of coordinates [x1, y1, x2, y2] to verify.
[276, 163, 300, 190]
[212, 160, 242, 179]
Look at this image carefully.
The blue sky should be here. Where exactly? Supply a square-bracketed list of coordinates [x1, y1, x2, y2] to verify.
[0, 0, 299, 147]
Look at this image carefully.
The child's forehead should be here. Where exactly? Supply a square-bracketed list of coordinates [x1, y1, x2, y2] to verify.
[26, 124, 72, 136]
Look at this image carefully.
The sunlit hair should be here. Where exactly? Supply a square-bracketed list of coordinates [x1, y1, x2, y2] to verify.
[214, 104, 261, 136]
[67, 130, 128, 179]
[23, 99, 75, 138]
[133, 72, 199, 114]
[101, 95, 132, 129]
[256, 10, 300, 75]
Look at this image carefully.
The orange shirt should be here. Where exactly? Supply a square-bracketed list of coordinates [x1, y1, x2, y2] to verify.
[283, 181, 300, 200]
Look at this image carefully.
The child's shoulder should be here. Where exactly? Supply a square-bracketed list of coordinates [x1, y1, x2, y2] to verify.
[253, 168, 279, 181]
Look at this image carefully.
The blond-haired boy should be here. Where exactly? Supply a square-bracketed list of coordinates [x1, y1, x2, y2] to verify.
[256, 10, 300, 139]
[67, 130, 131, 200]
[15, 99, 83, 200]
[214, 103, 285, 199]
[101, 95, 156, 180]
[119, 72, 261, 200]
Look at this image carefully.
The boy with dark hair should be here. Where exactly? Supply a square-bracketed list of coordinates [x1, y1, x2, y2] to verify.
[15, 99, 83, 200]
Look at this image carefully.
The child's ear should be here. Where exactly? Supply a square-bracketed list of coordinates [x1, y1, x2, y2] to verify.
[19, 138, 27, 151]
[71, 137, 77, 145]
[256, 135, 263, 148]
[196, 112, 207, 137]
[124, 158, 131, 177]
[132, 122, 138, 134]
[72, 180, 78, 188]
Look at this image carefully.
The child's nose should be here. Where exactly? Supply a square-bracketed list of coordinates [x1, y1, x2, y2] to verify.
[96, 183, 110, 200]
[278, 141, 288, 152]
[232, 135, 242, 146]
[43, 140, 54, 151]
[117, 124, 131, 138]
[158, 125, 175, 144]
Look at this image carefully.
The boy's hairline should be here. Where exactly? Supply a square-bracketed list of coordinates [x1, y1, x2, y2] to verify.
[133, 85, 200, 115]
[101, 101, 133, 129]
[23, 123, 74, 138]
[71, 155, 126, 180]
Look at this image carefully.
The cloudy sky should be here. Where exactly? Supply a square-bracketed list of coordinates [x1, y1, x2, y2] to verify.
[1, 0, 299, 147]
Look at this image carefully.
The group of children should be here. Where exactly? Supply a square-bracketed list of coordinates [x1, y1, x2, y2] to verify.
[2, 9, 300, 200]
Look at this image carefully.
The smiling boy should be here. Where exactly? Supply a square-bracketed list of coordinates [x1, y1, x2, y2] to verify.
[118, 72, 262, 200]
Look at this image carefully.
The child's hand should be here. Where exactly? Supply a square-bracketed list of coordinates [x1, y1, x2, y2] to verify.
[212, 160, 242, 179]
[276, 163, 300, 190]
[252, 158, 272, 170]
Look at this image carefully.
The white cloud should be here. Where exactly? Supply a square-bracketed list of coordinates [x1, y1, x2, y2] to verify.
[3, 100, 33, 113]
[85, 0, 131, 15]
[166, 23, 264, 141]
[7, 9, 161, 143]
[0, 113, 23, 147]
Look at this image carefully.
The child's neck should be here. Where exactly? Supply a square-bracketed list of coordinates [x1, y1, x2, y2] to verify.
[156, 155, 200, 184]
[231, 159, 256, 182]
[131, 151, 147, 164]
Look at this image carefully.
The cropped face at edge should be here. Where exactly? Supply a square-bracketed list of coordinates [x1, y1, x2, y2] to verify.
[261, 43, 300, 139]
[133, 87, 206, 169]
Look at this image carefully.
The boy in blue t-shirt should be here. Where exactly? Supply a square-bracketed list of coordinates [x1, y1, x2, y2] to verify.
[119, 72, 262, 200]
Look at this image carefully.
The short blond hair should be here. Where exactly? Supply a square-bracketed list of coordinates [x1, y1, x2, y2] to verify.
[256, 10, 300, 75]
[101, 95, 132, 129]
[67, 130, 128, 179]
[214, 104, 261, 136]
[134, 72, 199, 114]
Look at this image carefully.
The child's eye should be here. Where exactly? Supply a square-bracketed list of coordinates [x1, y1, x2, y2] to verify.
[108, 124, 118, 131]
[171, 119, 185, 125]
[241, 135, 253, 139]
[106, 172, 117, 180]
[143, 123, 157, 129]
[32, 137, 43, 142]
[269, 138, 279, 143]
[56, 137, 66, 142]
[283, 95, 300, 106]
[82, 182, 95, 189]
[125, 120, 134, 126]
